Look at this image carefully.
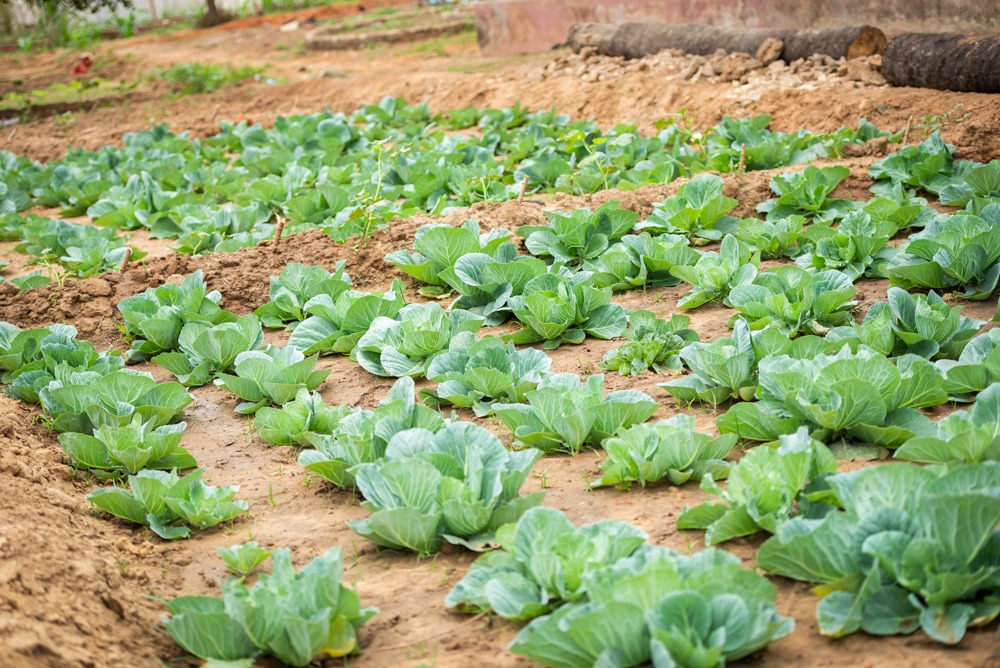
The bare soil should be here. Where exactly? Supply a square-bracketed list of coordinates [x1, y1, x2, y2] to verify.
[0, 8, 999, 668]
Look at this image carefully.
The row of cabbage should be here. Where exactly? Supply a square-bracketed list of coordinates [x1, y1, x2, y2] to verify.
[0, 280, 252, 539]
[0, 100, 901, 285]
[0, 125, 994, 305]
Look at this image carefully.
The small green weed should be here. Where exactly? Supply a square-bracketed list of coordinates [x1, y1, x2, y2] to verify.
[912, 103, 972, 141]
[150, 62, 267, 95]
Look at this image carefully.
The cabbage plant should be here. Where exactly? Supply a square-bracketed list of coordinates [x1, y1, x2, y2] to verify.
[445, 506, 649, 621]
[894, 383, 1000, 464]
[886, 209, 1000, 300]
[353, 302, 484, 377]
[153, 314, 264, 387]
[170, 202, 275, 255]
[660, 320, 758, 406]
[347, 422, 545, 554]
[2, 270, 49, 292]
[163, 547, 377, 666]
[298, 377, 448, 488]
[825, 289, 984, 361]
[420, 332, 550, 416]
[718, 345, 948, 447]
[253, 389, 354, 447]
[449, 506, 792, 666]
[214, 345, 330, 414]
[586, 233, 701, 291]
[215, 541, 273, 578]
[795, 210, 894, 279]
[1, 323, 125, 403]
[15, 217, 144, 277]
[750, 326, 844, 360]
[670, 234, 759, 309]
[39, 369, 193, 434]
[592, 415, 734, 489]
[661, 318, 840, 407]
[863, 187, 940, 231]
[733, 215, 804, 259]
[86, 468, 248, 540]
[678, 428, 835, 544]
[254, 261, 352, 329]
[509, 544, 793, 668]
[883, 288, 984, 359]
[634, 173, 739, 241]
[519, 201, 638, 266]
[62, 237, 144, 277]
[758, 462, 1000, 644]
[288, 279, 406, 355]
[385, 219, 510, 296]
[600, 311, 699, 376]
[726, 265, 857, 336]
[0, 322, 57, 380]
[58, 416, 194, 480]
[117, 270, 237, 363]
[757, 165, 857, 222]
[869, 132, 973, 195]
[492, 373, 658, 455]
[939, 159, 1000, 212]
[936, 328, 1000, 400]
[505, 271, 630, 349]
[439, 242, 547, 325]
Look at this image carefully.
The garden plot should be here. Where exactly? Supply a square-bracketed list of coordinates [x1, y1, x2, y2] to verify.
[0, 19, 999, 668]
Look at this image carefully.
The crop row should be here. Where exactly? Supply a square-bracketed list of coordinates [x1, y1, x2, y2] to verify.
[0, 98, 901, 285]
[0, 131, 996, 311]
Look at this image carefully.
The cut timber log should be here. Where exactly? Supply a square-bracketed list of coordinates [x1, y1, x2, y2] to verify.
[882, 33, 1000, 94]
[567, 23, 886, 63]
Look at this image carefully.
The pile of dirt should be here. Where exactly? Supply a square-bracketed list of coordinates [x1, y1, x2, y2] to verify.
[0, 396, 166, 668]
[540, 46, 888, 104]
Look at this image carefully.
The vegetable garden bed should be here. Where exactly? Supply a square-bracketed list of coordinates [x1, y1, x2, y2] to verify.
[0, 36, 998, 668]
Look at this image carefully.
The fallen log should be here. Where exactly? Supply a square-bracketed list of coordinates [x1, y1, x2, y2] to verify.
[567, 23, 886, 63]
[882, 33, 1000, 93]
[565, 22, 617, 51]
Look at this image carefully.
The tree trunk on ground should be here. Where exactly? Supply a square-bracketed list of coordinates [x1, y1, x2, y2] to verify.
[882, 33, 1000, 94]
[567, 23, 886, 63]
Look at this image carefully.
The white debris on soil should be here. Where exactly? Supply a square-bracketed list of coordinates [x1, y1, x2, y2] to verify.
[539, 47, 888, 105]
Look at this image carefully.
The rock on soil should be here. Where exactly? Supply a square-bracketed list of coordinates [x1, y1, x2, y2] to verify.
[539, 47, 888, 104]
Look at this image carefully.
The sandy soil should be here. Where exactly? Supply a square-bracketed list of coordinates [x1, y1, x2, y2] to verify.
[0, 8, 999, 668]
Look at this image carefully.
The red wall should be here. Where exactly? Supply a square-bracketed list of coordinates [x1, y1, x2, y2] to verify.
[473, 0, 1000, 55]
